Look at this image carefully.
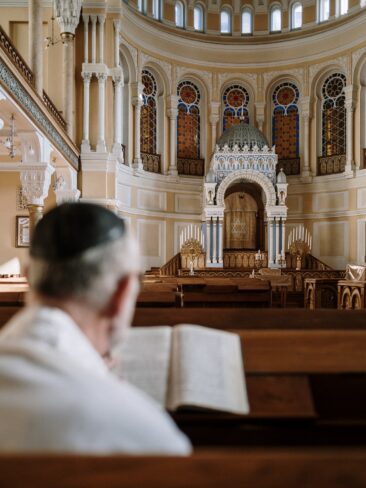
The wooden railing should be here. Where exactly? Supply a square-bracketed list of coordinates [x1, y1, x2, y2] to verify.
[0, 25, 33, 86]
[318, 154, 346, 175]
[160, 253, 181, 276]
[42, 90, 67, 131]
[278, 158, 300, 176]
[177, 158, 205, 177]
[141, 152, 161, 173]
[0, 25, 67, 132]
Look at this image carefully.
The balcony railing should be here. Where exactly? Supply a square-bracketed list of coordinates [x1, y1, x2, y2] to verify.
[177, 158, 204, 176]
[278, 158, 300, 176]
[0, 25, 67, 132]
[141, 152, 161, 173]
[318, 154, 346, 176]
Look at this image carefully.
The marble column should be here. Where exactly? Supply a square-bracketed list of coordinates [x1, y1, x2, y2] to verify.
[301, 113, 311, 177]
[132, 95, 143, 169]
[167, 107, 178, 176]
[210, 115, 219, 153]
[113, 74, 123, 159]
[82, 14, 89, 63]
[20, 163, 54, 236]
[205, 219, 212, 266]
[275, 218, 280, 264]
[281, 218, 286, 257]
[98, 15, 105, 64]
[344, 86, 355, 173]
[29, 0, 43, 96]
[81, 72, 91, 151]
[61, 34, 75, 138]
[268, 218, 274, 266]
[97, 73, 107, 153]
[218, 218, 224, 264]
[255, 102, 265, 133]
[91, 15, 97, 64]
[113, 20, 121, 68]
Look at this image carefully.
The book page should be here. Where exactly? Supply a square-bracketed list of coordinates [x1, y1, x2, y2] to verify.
[111, 327, 172, 406]
[167, 325, 249, 415]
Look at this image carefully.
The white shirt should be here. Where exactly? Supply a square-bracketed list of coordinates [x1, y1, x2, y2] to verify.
[0, 306, 192, 454]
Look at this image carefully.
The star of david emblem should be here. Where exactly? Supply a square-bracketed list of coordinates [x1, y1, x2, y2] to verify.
[231, 219, 246, 236]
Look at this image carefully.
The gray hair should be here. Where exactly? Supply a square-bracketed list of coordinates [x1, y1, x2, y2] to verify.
[28, 234, 141, 310]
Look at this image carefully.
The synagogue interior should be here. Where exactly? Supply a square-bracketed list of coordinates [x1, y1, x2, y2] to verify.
[1, 0, 366, 484]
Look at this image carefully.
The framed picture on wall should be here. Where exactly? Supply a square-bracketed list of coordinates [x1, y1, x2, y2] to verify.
[16, 216, 30, 248]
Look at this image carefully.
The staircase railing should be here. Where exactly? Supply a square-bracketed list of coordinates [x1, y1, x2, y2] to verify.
[160, 253, 181, 276]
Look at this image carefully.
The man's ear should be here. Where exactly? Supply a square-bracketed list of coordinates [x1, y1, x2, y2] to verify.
[103, 276, 131, 318]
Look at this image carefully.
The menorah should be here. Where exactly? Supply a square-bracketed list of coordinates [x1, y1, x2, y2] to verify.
[288, 224, 312, 270]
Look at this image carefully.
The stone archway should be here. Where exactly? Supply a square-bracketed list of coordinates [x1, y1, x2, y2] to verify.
[216, 169, 277, 208]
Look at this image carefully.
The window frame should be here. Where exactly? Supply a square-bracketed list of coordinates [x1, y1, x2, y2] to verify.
[193, 3, 204, 32]
[175, 1, 185, 28]
[290, 2, 303, 29]
[270, 5, 282, 33]
[241, 7, 253, 35]
[220, 7, 232, 35]
[318, 0, 330, 22]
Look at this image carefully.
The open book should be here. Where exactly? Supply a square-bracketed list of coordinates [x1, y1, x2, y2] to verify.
[112, 324, 249, 415]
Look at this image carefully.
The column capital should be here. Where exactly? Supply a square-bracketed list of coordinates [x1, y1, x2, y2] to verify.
[113, 74, 123, 87]
[20, 163, 55, 206]
[96, 72, 108, 83]
[82, 71, 92, 82]
[82, 13, 89, 24]
[97, 14, 106, 25]
[90, 13, 98, 24]
[55, 0, 82, 36]
[166, 94, 179, 110]
[167, 107, 178, 119]
[210, 101, 221, 116]
[113, 19, 121, 32]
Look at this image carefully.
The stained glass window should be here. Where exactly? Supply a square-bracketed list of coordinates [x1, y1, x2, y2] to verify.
[270, 6, 282, 31]
[272, 82, 300, 174]
[222, 84, 250, 131]
[321, 73, 346, 157]
[140, 69, 157, 154]
[177, 81, 200, 159]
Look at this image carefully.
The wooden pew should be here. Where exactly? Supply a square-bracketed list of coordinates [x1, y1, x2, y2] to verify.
[1, 449, 366, 488]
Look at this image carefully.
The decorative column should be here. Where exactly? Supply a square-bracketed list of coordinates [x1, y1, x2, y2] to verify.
[55, 0, 82, 140]
[98, 15, 105, 64]
[96, 73, 107, 153]
[218, 218, 224, 264]
[275, 217, 280, 264]
[113, 20, 121, 68]
[209, 102, 220, 153]
[20, 163, 55, 236]
[112, 74, 124, 159]
[255, 102, 265, 133]
[81, 72, 91, 152]
[131, 82, 144, 170]
[281, 218, 286, 257]
[91, 14, 97, 63]
[54, 174, 80, 205]
[167, 95, 179, 176]
[205, 219, 212, 266]
[29, 0, 43, 96]
[268, 217, 274, 266]
[212, 217, 217, 264]
[82, 14, 89, 63]
[301, 97, 311, 180]
[344, 85, 355, 174]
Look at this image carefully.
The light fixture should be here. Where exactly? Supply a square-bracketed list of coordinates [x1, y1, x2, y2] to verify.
[29, 145, 35, 156]
[1, 114, 16, 158]
[44, 14, 62, 49]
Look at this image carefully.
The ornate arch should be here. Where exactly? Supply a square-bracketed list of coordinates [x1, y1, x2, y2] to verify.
[216, 169, 277, 207]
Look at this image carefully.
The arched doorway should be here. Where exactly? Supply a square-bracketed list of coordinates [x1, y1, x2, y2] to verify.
[223, 182, 265, 250]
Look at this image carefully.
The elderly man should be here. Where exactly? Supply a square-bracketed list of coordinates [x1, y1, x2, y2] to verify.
[0, 203, 191, 454]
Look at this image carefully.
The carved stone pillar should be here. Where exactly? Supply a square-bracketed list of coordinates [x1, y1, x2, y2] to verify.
[90, 14, 97, 63]
[268, 217, 274, 266]
[29, 0, 43, 96]
[132, 93, 143, 170]
[55, 0, 82, 140]
[113, 74, 124, 160]
[113, 20, 121, 68]
[98, 15, 105, 64]
[20, 163, 55, 236]
[82, 14, 89, 63]
[344, 85, 355, 174]
[53, 167, 80, 205]
[81, 72, 91, 152]
[301, 97, 312, 181]
[209, 101, 220, 153]
[255, 102, 265, 133]
[167, 108, 178, 176]
[97, 73, 107, 153]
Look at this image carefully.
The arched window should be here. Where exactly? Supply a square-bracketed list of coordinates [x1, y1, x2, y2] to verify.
[152, 0, 160, 19]
[194, 4, 204, 31]
[272, 82, 300, 175]
[222, 84, 250, 132]
[140, 70, 157, 156]
[220, 8, 231, 34]
[291, 2, 302, 29]
[338, 0, 348, 15]
[241, 8, 253, 34]
[137, 0, 143, 11]
[318, 0, 330, 21]
[270, 6, 282, 32]
[321, 73, 346, 158]
[177, 81, 201, 160]
[175, 1, 184, 27]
